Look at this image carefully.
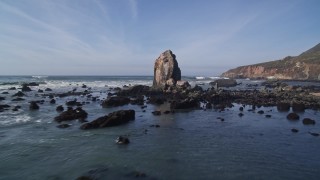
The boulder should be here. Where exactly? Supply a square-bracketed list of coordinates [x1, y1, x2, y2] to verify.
[29, 101, 39, 110]
[56, 105, 64, 112]
[302, 118, 316, 125]
[54, 107, 88, 123]
[50, 99, 56, 104]
[21, 84, 32, 92]
[286, 113, 299, 120]
[153, 50, 181, 88]
[80, 109, 135, 129]
[101, 96, 130, 107]
[176, 80, 191, 89]
[0, 96, 5, 101]
[210, 79, 237, 88]
[45, 88, 53, 91]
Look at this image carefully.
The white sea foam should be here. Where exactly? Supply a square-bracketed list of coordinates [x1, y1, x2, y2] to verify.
[32, 75, 48, 79]
[195, 76, 206, 80]
[0, 114, 31, 126]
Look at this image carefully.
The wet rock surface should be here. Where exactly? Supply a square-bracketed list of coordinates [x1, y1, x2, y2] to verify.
[80, 110, 135, 130]
[54, 107, 88, 123]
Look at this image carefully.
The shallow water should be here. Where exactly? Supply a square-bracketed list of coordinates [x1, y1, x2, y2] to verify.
[0, 76, 320, 179]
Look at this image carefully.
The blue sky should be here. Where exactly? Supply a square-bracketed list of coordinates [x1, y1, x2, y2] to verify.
[0, 0, 319, 76]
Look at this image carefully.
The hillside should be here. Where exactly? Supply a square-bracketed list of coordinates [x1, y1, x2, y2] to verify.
[221, 43, 320, 80]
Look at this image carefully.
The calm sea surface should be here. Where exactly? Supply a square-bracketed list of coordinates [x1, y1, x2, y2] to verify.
[0, 76, 319, 180]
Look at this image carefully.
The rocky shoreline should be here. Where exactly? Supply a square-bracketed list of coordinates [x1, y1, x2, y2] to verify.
[1, 79, 319, 125]
[1, 78, 320, 179]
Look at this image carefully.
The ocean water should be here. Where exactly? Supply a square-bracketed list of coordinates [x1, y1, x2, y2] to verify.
[0, 76, 320, 180]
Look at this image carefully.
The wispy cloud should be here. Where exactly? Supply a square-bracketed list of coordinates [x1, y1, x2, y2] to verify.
[0, 0, 149, 75]
[0, 0, 318, 75]
[128, 0, 138, 20]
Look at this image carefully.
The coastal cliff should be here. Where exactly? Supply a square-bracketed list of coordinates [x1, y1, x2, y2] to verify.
[222, 43, 320, 80]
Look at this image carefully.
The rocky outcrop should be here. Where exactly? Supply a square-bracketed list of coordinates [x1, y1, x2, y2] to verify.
[222, 43, 320, 80]
[54, 107, 88, 123]
[80, 110, 135, 129]
[153, 50, 181, 88]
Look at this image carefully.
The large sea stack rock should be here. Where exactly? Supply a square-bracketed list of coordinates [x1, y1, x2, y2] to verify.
[153, 50, 181, 88]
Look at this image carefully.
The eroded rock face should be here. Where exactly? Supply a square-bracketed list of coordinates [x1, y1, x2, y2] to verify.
[153, 50, 181, 88]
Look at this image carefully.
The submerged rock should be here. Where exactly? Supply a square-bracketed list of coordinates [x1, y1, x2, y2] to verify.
[309, 132, 319, 136]
[57, 124, 71, 128]
[153, 50, 181, 88]
[80, 109, 135, 130]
